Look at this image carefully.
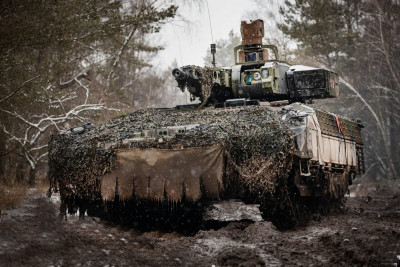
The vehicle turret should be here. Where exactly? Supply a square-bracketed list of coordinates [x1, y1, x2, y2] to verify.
[173, 19, 339, 105]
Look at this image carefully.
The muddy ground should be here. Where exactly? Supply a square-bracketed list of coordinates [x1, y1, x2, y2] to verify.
[0, 182, 399, 266]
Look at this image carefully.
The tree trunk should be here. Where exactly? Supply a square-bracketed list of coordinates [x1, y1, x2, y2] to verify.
[16, 161, 25, 184]
[0, 136, 5, 184]
[28, 167, 36, 187]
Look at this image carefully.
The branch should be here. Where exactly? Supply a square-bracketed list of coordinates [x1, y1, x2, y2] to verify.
[376, 3, 400, 91]
[75, 78, 90, 104]
[107, 28, 136, 84]
[370, 84, 400, 95]
[0, 75, 40, 104]
[59, 72, 88, 89]
[0, 108, 40, 130]
[2, 126, 26, 154]
[30, 144, 48, 151]
[24, 151, 35, 170]
[340, 76, 396, 179]
[340, 77, 383, 130]
[37, 152, 48, 162]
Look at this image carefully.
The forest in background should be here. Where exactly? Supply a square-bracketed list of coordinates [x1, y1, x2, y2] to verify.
[0, 0, 188, 186]
[279, 0, 400, 181]
[0, 0, 399, 187]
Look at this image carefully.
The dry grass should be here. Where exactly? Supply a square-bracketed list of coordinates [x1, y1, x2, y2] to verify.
[0, 184, 27, 212]
[35, 179, 50, 194]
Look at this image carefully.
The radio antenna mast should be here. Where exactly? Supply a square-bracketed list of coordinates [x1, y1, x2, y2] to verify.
[206, 0, 216, 67]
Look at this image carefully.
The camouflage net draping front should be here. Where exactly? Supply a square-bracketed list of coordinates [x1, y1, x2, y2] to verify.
[48, 106, 294, 203]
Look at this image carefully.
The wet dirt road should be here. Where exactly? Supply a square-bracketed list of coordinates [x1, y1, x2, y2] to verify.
[0, 185, 399, 266]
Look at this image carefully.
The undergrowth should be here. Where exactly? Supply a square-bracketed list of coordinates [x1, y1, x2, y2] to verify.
[0, 184, 27, 213]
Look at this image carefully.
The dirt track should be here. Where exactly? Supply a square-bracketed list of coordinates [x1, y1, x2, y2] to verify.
[0, 184, 399, 266]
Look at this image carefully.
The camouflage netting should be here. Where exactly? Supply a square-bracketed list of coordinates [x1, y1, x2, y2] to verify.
[48, 106, 294, 204]
[175, 65, 214, 107]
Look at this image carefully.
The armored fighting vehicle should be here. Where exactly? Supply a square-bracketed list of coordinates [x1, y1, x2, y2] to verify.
[48, 20, 365, 230]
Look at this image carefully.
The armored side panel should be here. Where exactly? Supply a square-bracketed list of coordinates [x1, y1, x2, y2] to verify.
[314, 109, 364, 173]
[284, 103, 365, 197]
[287, 103, 364, 171]
[276, 62, 290, 94]
[286, 65, 339, 100]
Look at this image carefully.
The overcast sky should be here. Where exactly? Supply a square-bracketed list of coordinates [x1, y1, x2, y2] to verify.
[151, 0, 281, 70]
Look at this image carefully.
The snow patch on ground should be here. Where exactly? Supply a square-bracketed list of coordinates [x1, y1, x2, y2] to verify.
[49, 193, 61, 204]
[203, 200, 263, 221]
[192, 236, 281, 266]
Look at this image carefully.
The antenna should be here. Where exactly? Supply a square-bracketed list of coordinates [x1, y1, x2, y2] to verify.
[206, 0, 216, 67]
[206, 0, 214, 43]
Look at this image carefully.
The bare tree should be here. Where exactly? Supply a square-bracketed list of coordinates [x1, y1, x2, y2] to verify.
[0, 0, 178, 184]
[0, 75, 116, 186]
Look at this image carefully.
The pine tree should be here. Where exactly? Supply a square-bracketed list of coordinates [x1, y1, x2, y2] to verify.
[0, 0, 177, 185]
[279, 0, 400, 179]
[278, 0, 360, 68]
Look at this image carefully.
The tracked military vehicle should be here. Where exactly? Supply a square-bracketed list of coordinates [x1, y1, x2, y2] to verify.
[48, 20, 365, 230]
